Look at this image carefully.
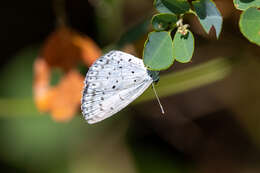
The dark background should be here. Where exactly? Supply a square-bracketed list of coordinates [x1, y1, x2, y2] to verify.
[0, 0, 260, 173]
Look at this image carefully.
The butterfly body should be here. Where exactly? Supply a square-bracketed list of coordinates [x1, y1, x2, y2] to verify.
[81, 50, 157, 124]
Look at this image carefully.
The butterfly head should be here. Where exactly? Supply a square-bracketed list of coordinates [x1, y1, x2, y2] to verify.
[147, 70, 160, 83]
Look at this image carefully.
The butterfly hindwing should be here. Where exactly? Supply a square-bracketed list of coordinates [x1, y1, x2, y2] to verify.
[81, 51, 153, 124]
[84, 80, 152, 124]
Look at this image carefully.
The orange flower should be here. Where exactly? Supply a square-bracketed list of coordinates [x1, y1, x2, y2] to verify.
[33, 27, 101, 122]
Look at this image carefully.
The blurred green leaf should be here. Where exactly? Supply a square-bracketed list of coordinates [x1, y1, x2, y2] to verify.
[154, 0, 190, 14]
[239, 7, 260, 46]
[233, 0, 260, 10]
[0, 47, 39, 98]
[143, 31, 174, 70]
[0, 98, 127, 172]
[173, 30, 195, 63]
[116, 18, 150, 49]
[135, 56, 235, 104]
[152, 13, 178, 31]
[0, 116, 87, 171]
[95, 0, 124, 45]
[192, 0, 223, 39]
[0, 98, 40, 117]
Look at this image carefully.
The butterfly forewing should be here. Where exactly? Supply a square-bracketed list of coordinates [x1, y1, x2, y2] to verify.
[81, 51, 153, 124]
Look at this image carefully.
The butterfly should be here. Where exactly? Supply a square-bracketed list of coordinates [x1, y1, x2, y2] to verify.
[81, 50, 163, 124]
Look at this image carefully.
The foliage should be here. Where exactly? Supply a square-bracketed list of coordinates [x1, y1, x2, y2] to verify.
[173, 30, 194, 63]
[233, 0, 260, 10]
[233, 0, 260, 46]
[152, 13, 178, 31]
[239, 7, 260, 46]
[143, 31, 174, 70]
[143, 0, 260, 71]
[192, 0, 222, 38]
[143, 0, 223, 71]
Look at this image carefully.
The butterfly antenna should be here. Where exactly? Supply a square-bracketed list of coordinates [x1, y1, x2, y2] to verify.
[152, 83, 165, 114]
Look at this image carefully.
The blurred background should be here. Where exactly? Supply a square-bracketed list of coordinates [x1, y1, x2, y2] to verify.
[0, 0, 260, 172]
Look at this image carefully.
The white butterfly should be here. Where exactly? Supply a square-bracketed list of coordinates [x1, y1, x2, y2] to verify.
[81, 50, 163, 124]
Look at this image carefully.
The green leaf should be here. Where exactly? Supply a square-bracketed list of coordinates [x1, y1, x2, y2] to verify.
[154, 0, 190, 14]
[192, 0, 223, 39]
[239, 7, 260, 46]
[143, 31, 174, 70]
[173, 30, 195, 63]
[233, 0, 260, 10]
[152, 13, 178, 31]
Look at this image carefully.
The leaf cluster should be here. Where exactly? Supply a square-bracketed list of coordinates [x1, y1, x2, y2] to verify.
[143, 0, 223, 71]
